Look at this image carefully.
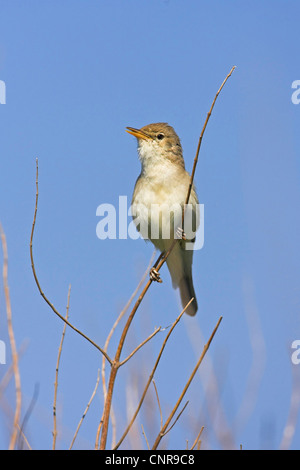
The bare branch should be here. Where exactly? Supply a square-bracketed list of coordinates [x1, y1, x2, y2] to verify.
[152, 380, 163, 430]
[30, 159, 112, 365]
[162, 401, 189, 437]
[52, 284, 71, 450]
[70, 369, 101, 450]
[190, 426, 204, 450]
[151, 316, 223, 450]
[119, 327, 161, 367]
[141, 423, 150, 450]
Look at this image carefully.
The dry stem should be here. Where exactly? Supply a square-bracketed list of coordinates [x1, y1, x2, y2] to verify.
[52, 284, 71, 449]
[30, 159, 112, 365]
[70, 369, 101, 450]
[151, 316, 223, 449]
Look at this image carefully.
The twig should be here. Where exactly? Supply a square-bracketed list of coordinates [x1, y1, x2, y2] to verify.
[30, 159, 112, 365]
[52, 284, 71, 450]
[141, 424, 150, 450]
[186, 66, 236, 206]
[152, 380, 163, 430]
[70, 369, 101, 450]
[190, 426, 204, 450]
[162, 401, 189, 437]
[151, 316, 223, 450]
[113, 298, 194, 450]
[0, 224, 22, 450]
[119, 327, 161, 367]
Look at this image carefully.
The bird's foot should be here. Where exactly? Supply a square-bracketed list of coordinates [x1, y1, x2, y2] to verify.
[176, 227, 186, 241]
[150, 267, 163, 283]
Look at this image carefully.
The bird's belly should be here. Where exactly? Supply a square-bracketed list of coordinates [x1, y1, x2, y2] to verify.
[132, 183, 187, 245]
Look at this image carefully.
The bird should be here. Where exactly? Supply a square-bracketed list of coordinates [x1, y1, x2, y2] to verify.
[126, 122, 199, 316]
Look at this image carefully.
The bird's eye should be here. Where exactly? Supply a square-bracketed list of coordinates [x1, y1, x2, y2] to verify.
[157, 133, 165, 140]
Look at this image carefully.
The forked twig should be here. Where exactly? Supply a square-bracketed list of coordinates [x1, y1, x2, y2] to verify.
[0, 225, 22, 450]
[30, 159, 112, 365]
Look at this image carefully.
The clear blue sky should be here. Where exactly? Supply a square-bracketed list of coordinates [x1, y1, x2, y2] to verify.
[0, 0, 300, 450]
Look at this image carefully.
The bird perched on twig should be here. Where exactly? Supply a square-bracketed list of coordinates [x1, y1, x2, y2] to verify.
[127, 123, 199, 316]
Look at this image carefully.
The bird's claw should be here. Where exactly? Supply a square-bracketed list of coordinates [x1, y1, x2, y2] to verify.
[176, 227, 186, 241]
[150, 267, 163, 283]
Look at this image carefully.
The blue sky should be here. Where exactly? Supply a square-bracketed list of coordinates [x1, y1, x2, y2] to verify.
[0, 0, 300, 450]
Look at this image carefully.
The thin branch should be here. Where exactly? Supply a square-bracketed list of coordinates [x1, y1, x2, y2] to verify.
[185, 66, 236, 207]
[113, 298, 194, 450]
[119, 327, 161, 367]
[141, 424, 150, 450]
[70, 369, 101, 450]
[30, 159, 112, 365]
[52, 284, 71, 450]
[152, 380, 163, 430]
[190, 426, 204, 450]
[151, 316, 223, 450]
[0, 224, 22, 450]
[162, 401, 189, 437]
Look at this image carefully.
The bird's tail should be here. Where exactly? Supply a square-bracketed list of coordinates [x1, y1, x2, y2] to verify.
[178, 275, 198, 316]
[166, 242, 198, 316]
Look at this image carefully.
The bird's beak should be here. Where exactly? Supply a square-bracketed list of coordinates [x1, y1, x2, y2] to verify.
[126, 127, 151, 140]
